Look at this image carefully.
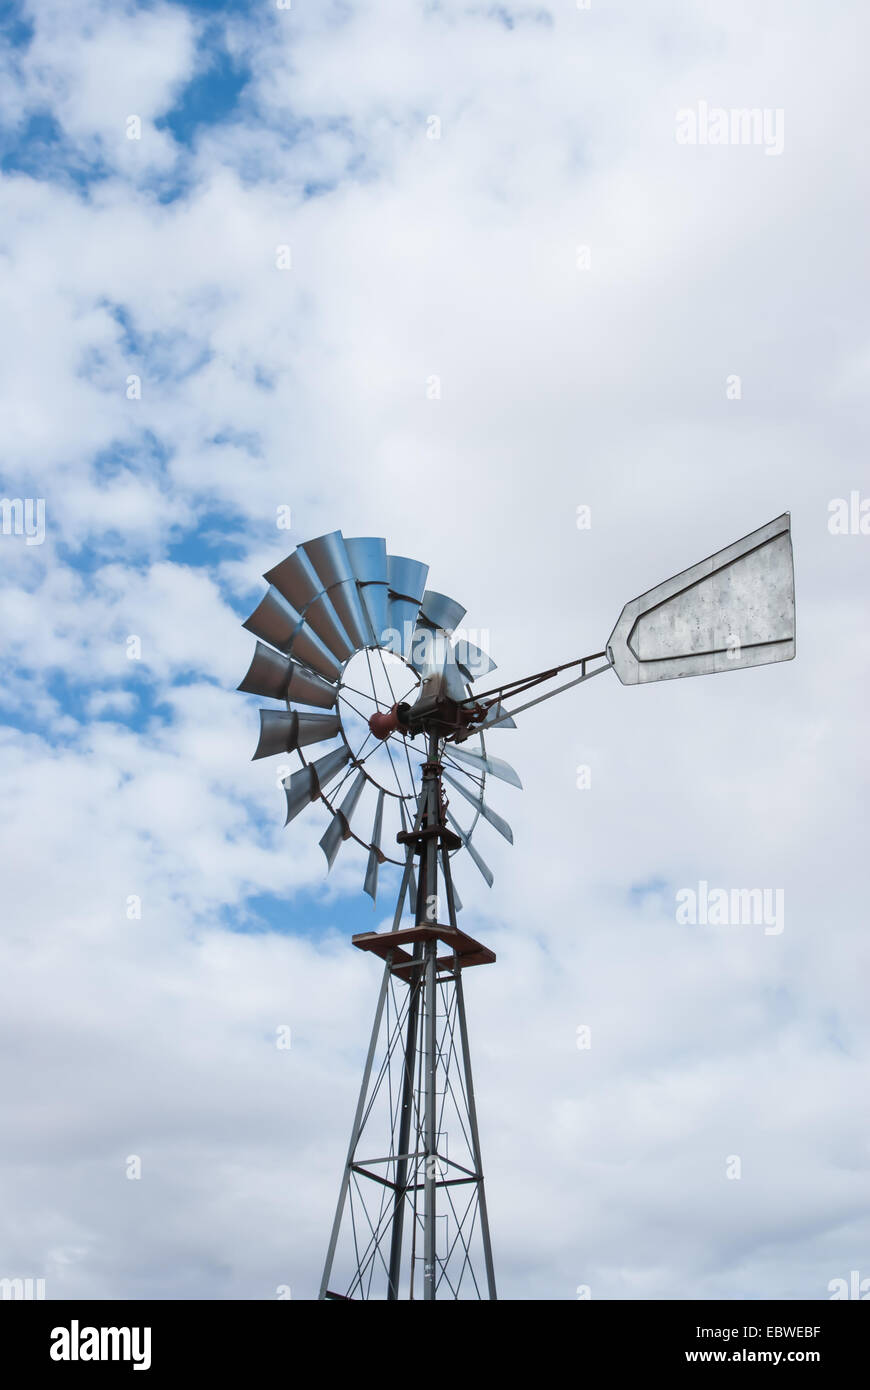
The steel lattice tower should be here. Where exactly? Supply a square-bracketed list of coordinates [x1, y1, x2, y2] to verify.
[319, 736, 497, 1300]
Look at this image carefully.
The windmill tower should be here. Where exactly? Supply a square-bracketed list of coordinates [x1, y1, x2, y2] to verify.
[237, 514, 796, 1300]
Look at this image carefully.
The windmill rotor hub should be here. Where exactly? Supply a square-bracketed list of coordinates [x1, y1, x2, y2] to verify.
[367, 703, 405, 740]
[397, 682, 480, 738]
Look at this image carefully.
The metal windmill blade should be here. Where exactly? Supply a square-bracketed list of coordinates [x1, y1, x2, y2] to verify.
[253, 710, 340, 760]
[363, 789, 385, 903]
[237, 530, 516, 905]
[319, 769, 368, 869]
[444, 745, 523, 789]
[442, 770, 513, 843]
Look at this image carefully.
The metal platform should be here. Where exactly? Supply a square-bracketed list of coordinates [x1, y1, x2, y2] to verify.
[352, 923, 495, 978]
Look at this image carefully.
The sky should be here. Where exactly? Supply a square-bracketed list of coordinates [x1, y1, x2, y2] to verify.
[1, 0, 868, 1301]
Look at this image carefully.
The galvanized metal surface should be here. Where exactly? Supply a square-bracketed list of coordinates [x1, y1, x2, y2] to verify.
[442, 770, 514, 843]
[454, 638, 497, 682]
[419, 589, 466, 634]
[283, 745, 349, 824]
[300, 530, 355, 590]
[344, 535, 387, 585]
[358, 581, 390, 646]
[444, 745, 522, 789]
[301, 592, 355, 663]
[264, 547, 321, 613]
[243, 587, 345, 682]
[479, 700, 517, 730]
[327, 578, 373, 650]
[607, 512, 796, 684]
[446, 808, 494, 888]
[345, 535, 390, 644]
[319, 769, 367, 870]
[363, 789, 385, 903]
[386, 554, 429, 604]
[286, 662, 339, 710]
[242, 585, 301, 651]
[253, 709, 340, 760]
[237, 640, 294, 700]
[408, 625, 470, 703]
[287, 623, 343, 682]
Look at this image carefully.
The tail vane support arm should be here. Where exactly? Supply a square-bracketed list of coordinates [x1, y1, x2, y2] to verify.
[455, 651, 612, 738]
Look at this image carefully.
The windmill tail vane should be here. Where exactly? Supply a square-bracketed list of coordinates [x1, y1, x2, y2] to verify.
[236, 513, 796, 1300]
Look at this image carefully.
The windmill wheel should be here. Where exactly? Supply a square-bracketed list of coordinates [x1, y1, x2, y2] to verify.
[237, 530, 523, 905]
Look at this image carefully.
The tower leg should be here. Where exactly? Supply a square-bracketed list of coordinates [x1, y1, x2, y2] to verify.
[318, 956, 392, 1301]
[422, 938, 438, 1299]
[386, 948, 421, 1299]
[455, 970, 497, 1300]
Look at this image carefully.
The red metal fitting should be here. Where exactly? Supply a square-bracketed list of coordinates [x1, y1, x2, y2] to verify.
[368, 703, 402, 740]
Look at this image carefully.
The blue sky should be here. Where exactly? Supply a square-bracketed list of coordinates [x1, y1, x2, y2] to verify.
[1, 0, 869, 1302]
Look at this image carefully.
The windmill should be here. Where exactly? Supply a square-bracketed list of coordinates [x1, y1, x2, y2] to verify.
[237, 512, 796, 1300]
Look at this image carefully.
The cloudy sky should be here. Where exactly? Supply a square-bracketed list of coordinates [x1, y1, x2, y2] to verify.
[1, 0, 868, 1300]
